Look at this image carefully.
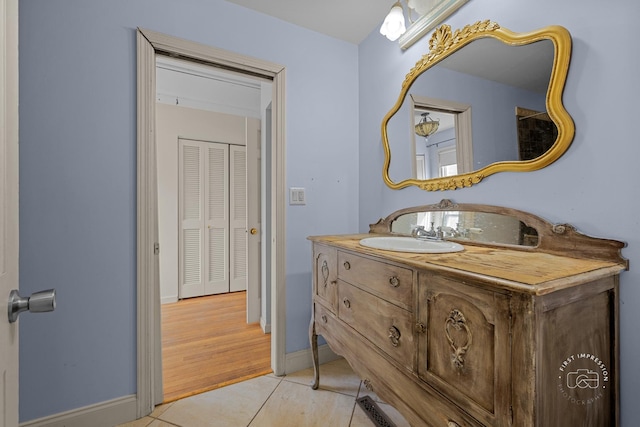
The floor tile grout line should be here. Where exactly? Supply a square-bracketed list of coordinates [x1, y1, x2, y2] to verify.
[245, 374, 286, 426]
[150, 411, 182, 427]
[280, 373, 366, 399]
[146, 413, 182, 427]
[348, 381, 365, 426]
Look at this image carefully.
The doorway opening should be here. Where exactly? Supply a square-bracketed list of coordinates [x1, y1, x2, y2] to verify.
[155, 56, 270, 401]
[409, 95, 473, 179]
[136, 28, 286, 417]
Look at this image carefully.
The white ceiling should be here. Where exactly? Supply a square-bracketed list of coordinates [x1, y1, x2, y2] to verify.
[224, 0, 392, 44]
[222, 1, 552, 94]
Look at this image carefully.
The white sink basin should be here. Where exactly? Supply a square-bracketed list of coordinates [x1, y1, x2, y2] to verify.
[359, 236, 464, 254]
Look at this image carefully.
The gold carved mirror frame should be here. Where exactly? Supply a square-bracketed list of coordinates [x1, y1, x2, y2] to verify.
[382, 21, 574, 191]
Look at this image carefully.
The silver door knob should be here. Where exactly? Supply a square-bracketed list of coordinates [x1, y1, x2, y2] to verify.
[7, 289, 56, 323]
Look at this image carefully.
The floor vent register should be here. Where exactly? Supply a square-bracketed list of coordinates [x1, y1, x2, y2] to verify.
[356, 396, 397, 427]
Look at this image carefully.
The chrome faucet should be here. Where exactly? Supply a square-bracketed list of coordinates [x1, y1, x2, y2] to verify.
[437, 223, 469, 239]
[455, 222, 469, 238]
[411, 223, 443, 240]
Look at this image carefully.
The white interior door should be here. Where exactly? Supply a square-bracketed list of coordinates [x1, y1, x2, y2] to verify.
[1, 0, 19, 424]
[179, 139, 231, 298]
[179, 141, 204, 298]
[206, 143, 231, 295]
[246, 118, 260, 323]
[229, 145, 247, 292]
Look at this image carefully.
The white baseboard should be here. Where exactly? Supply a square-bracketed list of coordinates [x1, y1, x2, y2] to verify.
[284, 344, 341, 375]
[20, 395, 137, 427]
[161, 295, 178, 304]
[260, 316, 271, 333]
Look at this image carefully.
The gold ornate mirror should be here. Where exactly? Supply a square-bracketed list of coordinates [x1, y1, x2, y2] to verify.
[382, 21, 574, 190]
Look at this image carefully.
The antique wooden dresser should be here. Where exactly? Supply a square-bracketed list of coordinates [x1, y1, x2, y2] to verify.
[309, 201, 628, 426]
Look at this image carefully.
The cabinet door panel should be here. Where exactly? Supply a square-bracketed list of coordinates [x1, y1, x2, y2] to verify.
[313, 244, 338, 312]
[418, 273, 511, 423]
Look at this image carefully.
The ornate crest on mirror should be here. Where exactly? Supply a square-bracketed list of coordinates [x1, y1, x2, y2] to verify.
[382, 21, 574, 191]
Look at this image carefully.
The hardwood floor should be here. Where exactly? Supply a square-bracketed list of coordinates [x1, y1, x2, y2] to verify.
[161, 291, 271, 403]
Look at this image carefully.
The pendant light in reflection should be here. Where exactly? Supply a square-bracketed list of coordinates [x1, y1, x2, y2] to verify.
[415, 112, 440, 141]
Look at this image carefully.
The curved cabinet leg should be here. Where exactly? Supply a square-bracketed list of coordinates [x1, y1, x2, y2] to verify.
[309, 313, 320, 390]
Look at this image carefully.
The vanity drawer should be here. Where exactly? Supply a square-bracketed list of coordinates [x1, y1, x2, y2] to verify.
[338, 251, 413, 310]
[313, 302, 337, 338]
[338, 281, 414, 370]
[313, 244, 338, 312]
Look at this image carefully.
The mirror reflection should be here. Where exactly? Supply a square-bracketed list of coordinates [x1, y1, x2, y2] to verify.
[389, 38, 555, 183]
[391, 210, 539, 247]
[414, 108, 459, 179]
[382, 22, 573, 191]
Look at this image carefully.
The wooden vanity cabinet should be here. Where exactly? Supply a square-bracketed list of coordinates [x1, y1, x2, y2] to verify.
[309, 207, 627, 426]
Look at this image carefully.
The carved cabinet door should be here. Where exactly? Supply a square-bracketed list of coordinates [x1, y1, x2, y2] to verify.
[313, 244, 338, 312]
[417, 273, 512, 425]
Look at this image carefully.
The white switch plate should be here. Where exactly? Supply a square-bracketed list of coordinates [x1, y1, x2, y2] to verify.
[289, 187, 306, 205]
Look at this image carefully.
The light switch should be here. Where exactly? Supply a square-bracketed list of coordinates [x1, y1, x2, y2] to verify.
[289, 187, 306, 205]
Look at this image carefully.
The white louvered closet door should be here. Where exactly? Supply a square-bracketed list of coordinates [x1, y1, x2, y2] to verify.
[179, 141, 204, 298]
[230, 145, 247, 292]
[206, 143, 231, 295]
[179, 139, 230, 298]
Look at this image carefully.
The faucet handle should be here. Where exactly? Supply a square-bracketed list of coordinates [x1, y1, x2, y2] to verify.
[411, 225, 425, 237]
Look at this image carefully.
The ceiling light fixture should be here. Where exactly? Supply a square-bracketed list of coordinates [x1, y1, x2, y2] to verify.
[379, 1, 407, 41]
[407, 0, 435, 16]
[415, 112, 440, 138]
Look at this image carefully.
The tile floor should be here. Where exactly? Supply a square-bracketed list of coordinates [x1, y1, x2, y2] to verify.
[117, 358, 410, 427]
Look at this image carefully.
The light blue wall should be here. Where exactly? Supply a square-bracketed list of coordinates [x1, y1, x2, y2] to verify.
[18, 0, 358, 421]
[359, 0, 640, 425]
[19, 0, 640, 424]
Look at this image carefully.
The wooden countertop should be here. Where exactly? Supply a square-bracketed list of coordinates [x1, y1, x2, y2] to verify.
[308, 234, 626, 295]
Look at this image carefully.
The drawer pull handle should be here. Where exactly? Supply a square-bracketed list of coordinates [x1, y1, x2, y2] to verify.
[388, 326, 401, 347]
[321, 314, 328, 323]
[343, 261, 351, 270]
[321, 260, 329, 287]
[343, 298, 351, 309]
[445, 309, 472, 369]
[447, 422, 462, 427]
[389, 276, 399, 287]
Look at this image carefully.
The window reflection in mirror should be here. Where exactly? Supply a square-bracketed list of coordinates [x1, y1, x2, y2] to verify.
[391, 211, 539, 247]
[413, 107, 459, 179]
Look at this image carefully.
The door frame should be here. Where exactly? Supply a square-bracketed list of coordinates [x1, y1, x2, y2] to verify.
[136, 28, 286, 417]
[409, 95, 473, 175]
[1, 0, 19, 425]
